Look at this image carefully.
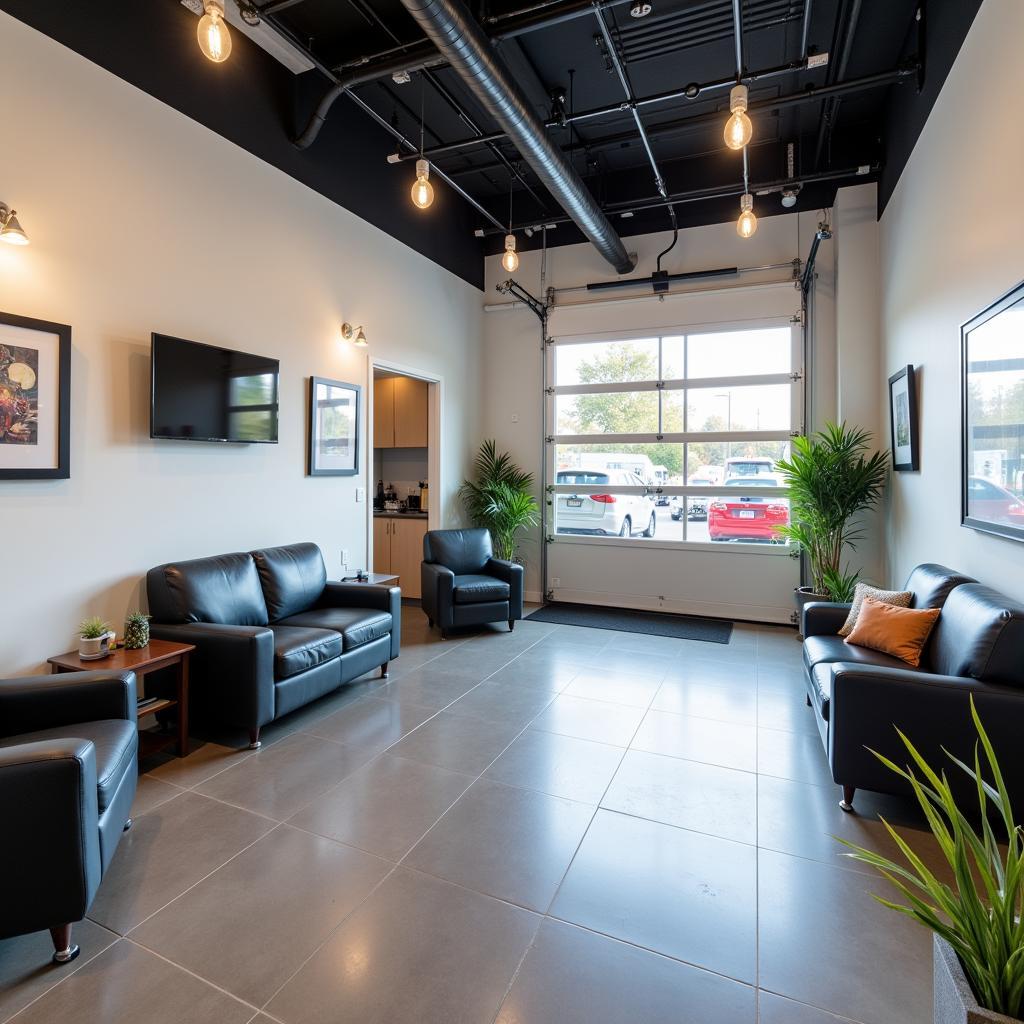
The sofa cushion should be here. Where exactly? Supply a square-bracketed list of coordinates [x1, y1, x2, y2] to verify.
[423, 529, 493, 575]
[277, 607, 393, 652]
[268, 624, 341, 680]
[904, 563, 976, 610]
[838, 582, 912, 637]
[803, 634, 910, 674]
[251, 543, 327, 622]
[844, 597, 941, 668]
[810, 662, 832, 721]
[453, 574, 511, 604]
[147, 552, 269, 626]
[0, 720, 137, 813]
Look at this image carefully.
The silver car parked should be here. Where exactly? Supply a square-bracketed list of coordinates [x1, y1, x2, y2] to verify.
[555, 469, 656, 537]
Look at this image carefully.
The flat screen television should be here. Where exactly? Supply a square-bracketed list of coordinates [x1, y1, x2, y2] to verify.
[150, 334, 280, 443]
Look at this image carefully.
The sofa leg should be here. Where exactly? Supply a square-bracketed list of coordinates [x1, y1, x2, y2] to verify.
[508, 619, 515, 632]
[50, 924, 80, 965]
[805, 693, 812, 707]
[839, 786, 856, 813]
[123, 817, 133, 832]
[428, 618, 434, 628]
[441, 629, 449, 640]
[248, 728, 261, 750]
[380, 662, 390, 679]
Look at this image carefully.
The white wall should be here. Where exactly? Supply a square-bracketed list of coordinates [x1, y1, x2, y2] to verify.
[0, 13, 482, 674]
[880, 0, 1024, 596]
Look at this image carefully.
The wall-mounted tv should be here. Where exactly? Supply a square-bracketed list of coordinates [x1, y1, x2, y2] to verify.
[150, 334, 280, 443]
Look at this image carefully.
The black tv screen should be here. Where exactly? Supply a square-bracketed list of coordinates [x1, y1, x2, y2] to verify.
[150, 334, 279, 443]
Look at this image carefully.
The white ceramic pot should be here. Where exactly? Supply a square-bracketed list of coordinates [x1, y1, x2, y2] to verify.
[78, 631, 115, 661]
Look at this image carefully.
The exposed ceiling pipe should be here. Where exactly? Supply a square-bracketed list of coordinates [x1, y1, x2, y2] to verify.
[799, 0, 814, 58]
[814, 0, 861, 168]
[731, 0, 745, 76]
[397, 0, 635, 273]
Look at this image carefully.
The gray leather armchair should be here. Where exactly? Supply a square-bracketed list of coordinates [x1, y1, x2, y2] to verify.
[421, 528, 524, 638]
[0, 670, 138, 964]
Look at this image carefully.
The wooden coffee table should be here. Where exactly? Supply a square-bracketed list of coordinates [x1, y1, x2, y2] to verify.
[47, 639, 194, 757]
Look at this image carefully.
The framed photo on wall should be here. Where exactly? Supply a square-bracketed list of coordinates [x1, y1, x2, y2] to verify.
[0, 312, 71, 480]
[961, 279, 1024, 542]
[308, 376, 360, 476]
[888, 365, 919, 472]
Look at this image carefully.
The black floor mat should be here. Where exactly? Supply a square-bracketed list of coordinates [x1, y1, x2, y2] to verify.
[526, 602, 733, 643]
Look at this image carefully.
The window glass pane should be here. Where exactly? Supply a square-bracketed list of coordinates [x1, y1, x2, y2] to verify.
[555, 487, 658, 539]
[687, 328, 792, 377]
[554, 339, 659, 386]
[684, 441, 789, 483]
[707, 486, 790, 544]
[684, 383, 791, 433]
[661, 336, 686, 379]
[555, 444, 683, 484]
[556, 391, 659, 435]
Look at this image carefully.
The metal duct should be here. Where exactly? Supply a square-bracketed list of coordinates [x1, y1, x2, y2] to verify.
[396, 0, 635, 274]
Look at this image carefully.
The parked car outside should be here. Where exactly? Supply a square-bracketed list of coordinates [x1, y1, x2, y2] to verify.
[723, 456, 776, 478]
[708, 475, 789, 543]
[556, 469, 657, 537]
[966, 475, 1024, 526]
[671, 470, 720, 521]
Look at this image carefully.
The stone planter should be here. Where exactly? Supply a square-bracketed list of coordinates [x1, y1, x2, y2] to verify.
[793, 585, 829, 639]
[934, 935, 1021, 1024]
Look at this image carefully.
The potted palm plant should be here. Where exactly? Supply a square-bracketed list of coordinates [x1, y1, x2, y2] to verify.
[775, 422, 889, 618]
[838, 699, 1024, 1023]
[460, 440, 540, 562]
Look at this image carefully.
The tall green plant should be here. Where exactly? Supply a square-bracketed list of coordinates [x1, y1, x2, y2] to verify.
[838, 699, 1024, 1018]
[775, 422, 889, 601]
[460, 440, 539, 562]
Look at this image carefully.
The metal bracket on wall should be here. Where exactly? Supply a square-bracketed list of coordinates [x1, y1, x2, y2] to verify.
[496, 279, 548, 324]
[545, 435, 555, 443]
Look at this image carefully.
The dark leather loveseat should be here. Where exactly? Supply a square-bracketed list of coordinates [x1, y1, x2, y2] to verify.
[0, 670, 137, 964]
[147, 542, 400, 748]
[802, 563, 1024, 812]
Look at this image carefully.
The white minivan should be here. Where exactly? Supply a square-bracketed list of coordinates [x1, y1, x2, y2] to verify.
[556, 469, 656, 537]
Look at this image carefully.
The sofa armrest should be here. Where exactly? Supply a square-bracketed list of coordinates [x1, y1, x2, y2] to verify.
[485, 558, 524, 619]
[802, 602, 851, 638]
[828, 664, 1024, 800]
[421, 562, 455, 628]
[0, 671, 136, 739]
[0, 738, 102, 935]
[149, 622, 275, 731]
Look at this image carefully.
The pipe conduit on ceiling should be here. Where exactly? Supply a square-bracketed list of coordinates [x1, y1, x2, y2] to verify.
[395, 0, 636, 274]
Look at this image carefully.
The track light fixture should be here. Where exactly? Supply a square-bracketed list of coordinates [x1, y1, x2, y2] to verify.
[0, 203, 29, 246]
[736, 193, 757, 238]
[724, 84, 752, 150]
[197, 0, 232, 63]
[341, 323, 368, 347]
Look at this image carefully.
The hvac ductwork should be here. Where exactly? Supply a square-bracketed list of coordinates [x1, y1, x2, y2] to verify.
[396, 0, 635, 274]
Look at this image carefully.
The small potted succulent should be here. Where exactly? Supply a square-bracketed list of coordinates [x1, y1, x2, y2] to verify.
[124, 611, 151, 650]
[838, 698, 1024, 1023]
[78, 617, 115, 660]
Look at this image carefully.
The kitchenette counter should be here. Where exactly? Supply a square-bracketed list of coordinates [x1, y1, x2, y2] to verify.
[373, 510, 428, 519]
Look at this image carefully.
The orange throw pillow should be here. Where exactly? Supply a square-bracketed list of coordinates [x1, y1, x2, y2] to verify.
[844, 596, 941, 667]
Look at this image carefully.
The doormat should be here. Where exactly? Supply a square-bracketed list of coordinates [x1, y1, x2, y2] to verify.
[526, 603, 733, 643]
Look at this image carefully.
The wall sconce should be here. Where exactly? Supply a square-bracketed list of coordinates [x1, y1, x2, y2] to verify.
[341, 323, 368, 347]
[0, 203, 30, 246]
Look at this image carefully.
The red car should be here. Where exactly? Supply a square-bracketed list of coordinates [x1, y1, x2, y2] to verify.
[966, 476, 1024, 526]
[708, 476, 789, 543]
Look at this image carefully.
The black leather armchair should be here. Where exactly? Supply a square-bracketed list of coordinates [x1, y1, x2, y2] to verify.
[0, 670, 137, 965]
[801, 563, 1024, 813]
[421, 528, 524, 638]
[148, 543, 401, 748]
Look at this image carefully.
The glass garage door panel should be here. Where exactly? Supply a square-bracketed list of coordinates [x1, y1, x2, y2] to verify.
[686, 327, 793, 376]
[556, 392, 659, 435]
[555, 338, 660, 386]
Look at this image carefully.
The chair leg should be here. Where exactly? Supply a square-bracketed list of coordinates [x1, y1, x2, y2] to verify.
[248, 728, 261, 750]
[50, 924, 80, 965]
[380, 662, 389, 679]
[427, 618, 434, 628]
[508, 619, 515, 632]
[839, 785, 856, 812]
[123, 817, 133, 832]
[441, 629, 449, 640]
[805, 693, 812, 706]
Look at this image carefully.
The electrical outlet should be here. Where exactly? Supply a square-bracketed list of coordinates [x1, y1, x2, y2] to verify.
[341, 549, 350, 569]
[355, 487, 365, 503]
[511, 414, 519, 423]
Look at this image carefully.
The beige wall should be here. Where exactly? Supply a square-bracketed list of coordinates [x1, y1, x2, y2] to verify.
[879, 0, 1024, 595]
[0, 13, 482, 674]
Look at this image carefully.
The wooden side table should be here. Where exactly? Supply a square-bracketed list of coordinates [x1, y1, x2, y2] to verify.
[342, 572, 400, 587]
[47, 639, 194, 758]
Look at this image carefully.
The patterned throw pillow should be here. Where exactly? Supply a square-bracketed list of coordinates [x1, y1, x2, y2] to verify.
[838, 582, 913, 637]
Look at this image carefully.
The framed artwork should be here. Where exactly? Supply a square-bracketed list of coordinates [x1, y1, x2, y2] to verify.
[0, 312, 71, 480]
[961, 279, 1024, 542]
[888, 364, 919, 472]
[308, 376, 360, 476]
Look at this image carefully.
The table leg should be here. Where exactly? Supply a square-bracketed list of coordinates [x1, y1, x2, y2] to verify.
[177, 654, 190, 757]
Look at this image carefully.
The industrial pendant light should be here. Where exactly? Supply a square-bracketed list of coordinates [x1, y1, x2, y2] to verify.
[198, 0, 232, 63]
[724, 84, 752, 150]
[736, 193, 757, 238]
[0, 205, 29, 246]
[410, 80, 434, 210]
[501, 176, 519, 273]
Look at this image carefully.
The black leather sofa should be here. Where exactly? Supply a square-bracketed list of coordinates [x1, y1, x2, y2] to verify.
[802, 563, 1024, 812]
[147, 542, 400, 748]
[0, 670, 137, 964]
[421, 528, 524, 638]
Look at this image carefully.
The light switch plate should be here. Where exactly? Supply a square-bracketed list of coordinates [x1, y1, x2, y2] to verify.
[355, 487, 365, 502]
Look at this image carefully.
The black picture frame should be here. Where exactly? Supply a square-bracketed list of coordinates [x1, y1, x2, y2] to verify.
[308, 376, 361, 477]
[0, 311, 71, 480]
[961, 279, 1024, 543]
[888, 364, 919, 472]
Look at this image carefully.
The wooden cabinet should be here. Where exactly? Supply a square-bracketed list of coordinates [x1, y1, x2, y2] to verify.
[373, 516, 427, 599]
[373, 376, 428, 448]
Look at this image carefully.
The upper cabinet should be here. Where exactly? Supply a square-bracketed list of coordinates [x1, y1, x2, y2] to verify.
[374, 376, 428, 448]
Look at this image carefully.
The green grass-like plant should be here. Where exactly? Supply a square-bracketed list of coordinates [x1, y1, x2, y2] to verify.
[79, 616, 111, 639]
[837, 697, 1024, 1018]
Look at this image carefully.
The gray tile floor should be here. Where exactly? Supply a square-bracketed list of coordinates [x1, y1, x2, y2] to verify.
[0, 609, 940, 1024]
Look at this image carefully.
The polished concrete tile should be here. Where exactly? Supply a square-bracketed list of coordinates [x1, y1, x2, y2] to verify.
[756, 726, 834, 787]
[404, 778, 594, 911]
[302, 697, 437, 757]
[375, 668, 485, 709]
[602, 749, 757, 845]
[446, 678, 556, 727]
[759, 992, 859, 1023]
[131, 825, 390, 1006]
[290, 754, 474, 861]
[489, 654, 580, 689]
[196, 732, 371, 821]
[266, 868, 540, 1024]
[650, 677, 757, 725]
[758, 849, 932, 1024]
[632, 709, 757, 773]
[484, 728, 625, 804]
[757, 686, 819, 735]
[551, 809, 758, 983]
[10, 940, 253, 1024]
[563, 667, 663, 708]
[495, 919, 756, 1024]
[532, 693, 646, 747]
[130, 774, 184, 817]
[145, 740, 253, 789]
[386, 709, 525, 774]
[88, 792, 274, 935]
